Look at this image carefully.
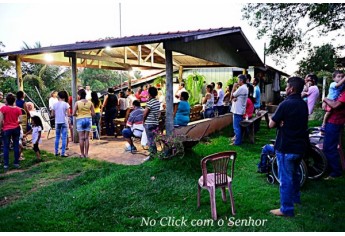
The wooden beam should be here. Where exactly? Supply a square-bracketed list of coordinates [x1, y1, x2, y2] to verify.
[124, 47, 127, 63]
[21, 57, 83, 67]
[70, 52, 79, 143]
[143, 43, 160, 63]
[21, 58, 125, 70]
[65, 51, 124, 68]
[138, 45, 142, 65]
[89, 49, 103, 65]
[15, 56, 23, 91]
[126, 46, 138, 58]
[144, 44, 180, 67]
[69, 52, 167, 69]
[178, 66, 183, 83]
[179, 61, 223, 67]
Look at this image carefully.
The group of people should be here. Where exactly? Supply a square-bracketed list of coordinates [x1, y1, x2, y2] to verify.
[49, 79, 262, 159]
[102, 85, 167, 137]
[121, 84, 191, 157]
[222, 74, 261, 146]
[1, 70, 344, 220]
[46, 83, 190, 160]
[257, 70, 345, 218]
[48, 83, 191, 160]
[121, 86, 160, 161]
[0, 91, 44, 170]
[0, 86, 98, 169]
[49, 86, 99, 158]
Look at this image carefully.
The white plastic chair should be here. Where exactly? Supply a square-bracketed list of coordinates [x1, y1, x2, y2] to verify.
[90, 125, 100, 141]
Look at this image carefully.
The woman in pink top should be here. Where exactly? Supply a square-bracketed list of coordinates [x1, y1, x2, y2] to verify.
[301, 74, 319, 115]
[140, 85, 149, 103]
[0, 93, 23, 170]
[244, 97, 254, 120]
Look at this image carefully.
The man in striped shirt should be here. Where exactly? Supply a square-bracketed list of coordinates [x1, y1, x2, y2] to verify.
[143, 87, 160, 161]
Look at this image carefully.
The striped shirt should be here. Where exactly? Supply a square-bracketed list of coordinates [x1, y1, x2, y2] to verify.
[145, 98, 160, 125]
[126, 107, 144, 137]
[127, 108, 144, 126]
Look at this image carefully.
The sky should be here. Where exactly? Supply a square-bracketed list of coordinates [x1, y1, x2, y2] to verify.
[0, 0, 343, 75]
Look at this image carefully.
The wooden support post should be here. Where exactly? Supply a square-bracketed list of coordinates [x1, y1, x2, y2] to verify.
[242, 69, 246, 74]
[178, 66, 183, 83]
[322, 77, 326, 101]
[128, 78, 132, 90]
[70, 53, 79, 143]
[165, 48, 174, 136]
[138, 45, 142, 65]
[15, 56, 23, 91]
[124, 47, 127, 63]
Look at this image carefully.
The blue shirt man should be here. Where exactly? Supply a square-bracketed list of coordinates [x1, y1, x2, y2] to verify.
[253, 77, 261, 109]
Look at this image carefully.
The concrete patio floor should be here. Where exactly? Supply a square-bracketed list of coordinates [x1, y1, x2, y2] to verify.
[38, 131, 149, 165]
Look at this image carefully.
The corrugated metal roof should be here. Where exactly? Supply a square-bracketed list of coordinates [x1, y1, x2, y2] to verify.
[0, 27, 242, 57]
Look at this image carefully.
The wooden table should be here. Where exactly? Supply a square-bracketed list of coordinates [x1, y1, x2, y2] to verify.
[240, 110, 269, 144]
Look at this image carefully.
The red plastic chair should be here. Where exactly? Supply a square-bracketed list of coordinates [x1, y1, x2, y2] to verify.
[197, 151, 236, 220]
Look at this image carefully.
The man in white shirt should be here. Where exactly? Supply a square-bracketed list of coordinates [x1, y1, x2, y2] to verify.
[126, 89, 138, 109]
[214, 82, 225, 115]
[230, 74, 248, 145]
[85, 85, 92, 100]
[49, 91, 58, 110]
[174, 82, 187, 103]
[51, 91, 70, 157]
[174, 82, 187, 114]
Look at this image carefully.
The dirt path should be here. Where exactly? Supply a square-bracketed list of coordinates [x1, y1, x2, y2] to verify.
[38, 133, 150, 165]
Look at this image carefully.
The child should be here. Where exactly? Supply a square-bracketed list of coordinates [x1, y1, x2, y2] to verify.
[322, 70, 345, 127]
[19, 125, 25, 161]
[24, 116, 43, 160]
[118, 91, 127, 118]
[257, 144, 275, 173]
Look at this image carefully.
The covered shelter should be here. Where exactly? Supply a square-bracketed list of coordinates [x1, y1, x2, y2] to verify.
[0, 27, 264, 139]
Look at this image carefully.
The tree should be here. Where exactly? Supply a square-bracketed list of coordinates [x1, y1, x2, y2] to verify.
[79, 68, 117, 90]
[0, 41, 16, 94]
[297, 44, 339, 76]
[0, 41, 13, 77]
[15, 41, 73, 106]
[0, 77, 17, 94]
[21, 41, 42, 50]
[21, 64, 73, 108]
[242, 3, 345, 63]
[79, 68, 125, 91]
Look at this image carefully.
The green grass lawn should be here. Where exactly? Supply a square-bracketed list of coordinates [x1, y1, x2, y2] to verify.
[0, 120, 344, 232]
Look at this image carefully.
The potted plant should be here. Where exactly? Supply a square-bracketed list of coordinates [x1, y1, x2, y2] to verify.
[153, 76, 165, 89]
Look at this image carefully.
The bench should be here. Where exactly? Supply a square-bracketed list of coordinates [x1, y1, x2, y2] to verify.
[173, 124, 210, 149]
[113, 108, 132, 137]
[240, 110, 269, 144]
[173, 113, 233, 140]
[189, 105, 203, 122]
[156, 105, 203, 134]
